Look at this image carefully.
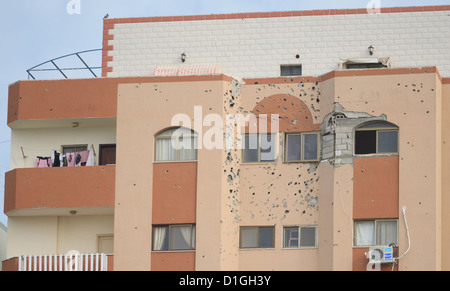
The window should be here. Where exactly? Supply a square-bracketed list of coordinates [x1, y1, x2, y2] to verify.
[285, 132, 319, 162]
[355, 122, 398, 155]
[62, 144, 88, 155]
[354, 220, 398, 247]
[242, 133, 277, 163]
[345, 63, 387, 69]
[97, 234, 114, 254]
[155, 128, 198, 162]
[283, 226, 317, 248]
[281, 65, 302, 76]
[240, 226, 275, 248]
[152, 224, 196, 251]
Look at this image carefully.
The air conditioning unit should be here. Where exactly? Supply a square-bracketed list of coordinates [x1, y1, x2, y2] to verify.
[367, 246, 394, 264]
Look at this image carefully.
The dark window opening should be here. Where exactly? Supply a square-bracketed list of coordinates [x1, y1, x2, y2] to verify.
[355, 131, 377, 154]
[281, 65, 302, 76]
[355, 122, 399, 155]
[99, 144, 116, 165]
[346, 63, 387, 69]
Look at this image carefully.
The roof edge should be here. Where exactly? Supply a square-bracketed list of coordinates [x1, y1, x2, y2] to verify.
[104, 5, 450, 25]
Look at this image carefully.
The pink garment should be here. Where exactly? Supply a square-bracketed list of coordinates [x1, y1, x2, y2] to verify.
[79, 151, 90, 164]
[66, 152, 76, 167]
[35, 157, 53, 168]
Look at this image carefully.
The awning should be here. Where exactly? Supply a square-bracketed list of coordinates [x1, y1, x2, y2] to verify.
[154, 64, 222, 76]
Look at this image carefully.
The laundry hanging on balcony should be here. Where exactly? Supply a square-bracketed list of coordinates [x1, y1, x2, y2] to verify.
[35, 149, 93, 168]
[35, 156, 53, 168]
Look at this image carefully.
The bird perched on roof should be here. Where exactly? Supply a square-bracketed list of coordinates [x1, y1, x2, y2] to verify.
[104, 14, 109, 19]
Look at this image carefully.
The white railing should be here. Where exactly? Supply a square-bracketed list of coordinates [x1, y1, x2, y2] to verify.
[18, 252, 108, 271]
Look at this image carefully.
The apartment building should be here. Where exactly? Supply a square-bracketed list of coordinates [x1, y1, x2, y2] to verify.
[2, 5, 450, 271]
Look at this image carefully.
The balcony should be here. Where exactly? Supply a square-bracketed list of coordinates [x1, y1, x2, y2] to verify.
[2, 253, 114, 271]
[4, 165, 115, 216]
[7, 78, 119, 128]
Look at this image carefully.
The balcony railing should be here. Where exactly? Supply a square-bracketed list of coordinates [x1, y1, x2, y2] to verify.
[4, 165, 115, 215]
[17, 253, 108, 271]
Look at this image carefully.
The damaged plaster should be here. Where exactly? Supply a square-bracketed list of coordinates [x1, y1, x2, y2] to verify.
[321, 102, 388, 167]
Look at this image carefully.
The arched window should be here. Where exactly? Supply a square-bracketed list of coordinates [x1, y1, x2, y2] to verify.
[155, 127, 198, 162]
[354, 121, 399, 155]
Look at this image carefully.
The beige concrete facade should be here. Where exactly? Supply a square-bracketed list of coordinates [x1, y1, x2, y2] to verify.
[111, 68, 450, 271]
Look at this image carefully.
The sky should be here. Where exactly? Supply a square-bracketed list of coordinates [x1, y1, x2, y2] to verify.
[0, 0, 449, 227]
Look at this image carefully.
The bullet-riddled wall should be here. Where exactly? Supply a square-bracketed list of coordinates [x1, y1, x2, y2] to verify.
[114, 68, 449, 270]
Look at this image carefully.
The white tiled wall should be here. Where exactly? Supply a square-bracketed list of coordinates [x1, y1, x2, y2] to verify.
[107, 10, 450, 78]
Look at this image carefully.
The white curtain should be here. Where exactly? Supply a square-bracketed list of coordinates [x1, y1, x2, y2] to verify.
[170, 226, 192, 250]
[178, 136, 197, 161]
[153, 227, 167, 251]
[180, 226, 192, 248]
[156, 128, 197, 161]
[156, 138, 176, 161]
[355, 221, 375, 246]
[376, 221, 397, 245]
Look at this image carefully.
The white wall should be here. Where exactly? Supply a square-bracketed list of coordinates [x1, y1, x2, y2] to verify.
[6, 216, 114, 258]
[107, 10, 450, 78]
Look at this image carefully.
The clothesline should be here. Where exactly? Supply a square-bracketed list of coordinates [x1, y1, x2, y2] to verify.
[35, 145, 96, 168]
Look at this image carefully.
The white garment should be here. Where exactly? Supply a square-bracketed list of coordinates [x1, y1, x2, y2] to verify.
[86, 146, 95, 166]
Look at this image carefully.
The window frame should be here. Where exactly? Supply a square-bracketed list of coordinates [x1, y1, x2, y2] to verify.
[284, 132, 320, 163]
[239, 226, 275, 249]
[354, 124, 399, 156]
[154, 128, 198, 163]
[280, 65, 302, 76]
[353, 219, 398, 247]
[242, 133, 278, 164]
[61, 144, 88, 154]
[282, 225, 318, 249]
[152, 224, 196, 252]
